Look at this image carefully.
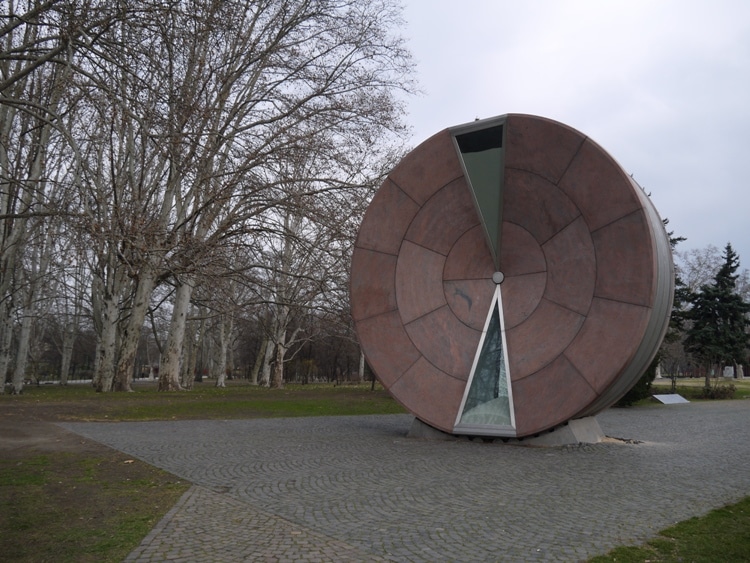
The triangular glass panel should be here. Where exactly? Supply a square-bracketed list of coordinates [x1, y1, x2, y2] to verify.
[455, 288, 514, 432]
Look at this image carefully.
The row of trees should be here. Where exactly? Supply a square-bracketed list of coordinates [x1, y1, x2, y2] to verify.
[1, 0, 415, 393]
[663, 242, 750, 387]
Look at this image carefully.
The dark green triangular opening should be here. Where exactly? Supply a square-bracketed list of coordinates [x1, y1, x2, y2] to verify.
[455, 125, 504, 269]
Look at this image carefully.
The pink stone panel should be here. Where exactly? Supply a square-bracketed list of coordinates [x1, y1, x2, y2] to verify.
[499, 222, 546, 276]
[354, 311, 421, 388]
[443, 225, 495, 281]
[504, 114, 585, 184]
[500, 272, 546, 330]
[558, 138, 642, 232]
[404, 305, 480, 380]
[405, 178, 479, 256]
[395, 241, 447, 324]
[593, 210, 655, 307]
[390, 357, 465, 433]
[388, 130, 464, 206]
[355, 179, 420, 255]
[444, 279, 496, 331]
[502, 168, 580, 244]
[542, 216, 596, 315]
[350, 248, 397, 321]
[564, 298, 651, 394]
[511, 355, 597, 437]
[506, 299, 585, 381]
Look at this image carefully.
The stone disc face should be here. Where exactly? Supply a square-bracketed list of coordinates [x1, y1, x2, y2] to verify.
[350, 114, 674, 438]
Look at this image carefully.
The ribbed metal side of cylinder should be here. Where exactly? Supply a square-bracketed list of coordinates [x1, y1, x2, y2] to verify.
[575, 179, 675, 418]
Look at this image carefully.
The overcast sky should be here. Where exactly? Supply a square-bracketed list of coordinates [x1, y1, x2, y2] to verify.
[400, 0, 750, 273]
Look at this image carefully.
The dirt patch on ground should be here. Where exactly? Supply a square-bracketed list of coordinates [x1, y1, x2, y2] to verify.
[0, 400, 189, 562]
[0, 412, 111, 458]
[0, 395, 124, 460]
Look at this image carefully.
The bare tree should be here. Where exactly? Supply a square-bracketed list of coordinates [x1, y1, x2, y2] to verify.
[675, 245, 723, 295]
[1, 1, 130, 392]
[3, 0, 414, 394]
[149, 0, 414, 391]
[0, 2, 84, 391]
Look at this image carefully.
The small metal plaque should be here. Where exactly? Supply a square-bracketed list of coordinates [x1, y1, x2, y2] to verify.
[653, 394, 689, 404]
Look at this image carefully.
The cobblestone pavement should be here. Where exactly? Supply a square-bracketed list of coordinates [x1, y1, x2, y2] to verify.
[61, 400, 750, 562]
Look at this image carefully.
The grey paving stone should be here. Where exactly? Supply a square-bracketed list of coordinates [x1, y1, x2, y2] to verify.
[60, 400, 750, 562]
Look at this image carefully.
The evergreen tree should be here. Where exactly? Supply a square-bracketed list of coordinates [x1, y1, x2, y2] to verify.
[664, 223, 690, 343]
[685, 243, 750, 387]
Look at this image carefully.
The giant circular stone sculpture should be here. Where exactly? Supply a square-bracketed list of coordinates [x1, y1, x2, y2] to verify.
[350, 114, 674, 438]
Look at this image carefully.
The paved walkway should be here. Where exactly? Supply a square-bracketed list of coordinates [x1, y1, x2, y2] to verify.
[60, 400, 750, 562]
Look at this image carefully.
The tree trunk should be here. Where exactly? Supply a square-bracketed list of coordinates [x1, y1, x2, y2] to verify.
[116, 270, 158, 392]
[10, 311, 33, 394]
[180, 314, 202, 390]
[92, 253, 127, 392]
[704, 361, 713, 390]
[259, 338, 274, 387]
[0, 245, 18, 389]
[225, 314, 234, 379]
[59, 323, 76, 385]
[0, 297, 14, 388]
[249, 335, 266, 386]
[179, 324, 194, 390]
[158, 279, 193, 391]
[270, 329, 287, 389]
[214, 316, 227, 388]
[95, 296, 119, 392]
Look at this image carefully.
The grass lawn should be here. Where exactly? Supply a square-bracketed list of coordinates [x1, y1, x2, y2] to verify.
[590, 496, 750, 562]
[7, 379, 407, 421]
[651, 376, 750, 400]
[0, 450, 188, 562]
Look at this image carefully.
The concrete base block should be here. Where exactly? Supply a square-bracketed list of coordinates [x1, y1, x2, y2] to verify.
[407, 416, 605, 446]
[520, 417, 604, 446]
[407, 418, 460, 441]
